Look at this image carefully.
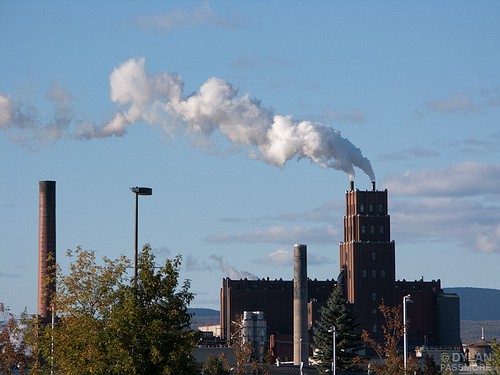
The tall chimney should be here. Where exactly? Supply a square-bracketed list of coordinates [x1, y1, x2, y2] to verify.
[293, 244, 308, 366]
[38, 181, 56, 320]
[372, 181, 376, 191]
[350, 180, 355, 191]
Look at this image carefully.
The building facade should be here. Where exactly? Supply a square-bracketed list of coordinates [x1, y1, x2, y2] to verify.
[219, 181, 461, 358]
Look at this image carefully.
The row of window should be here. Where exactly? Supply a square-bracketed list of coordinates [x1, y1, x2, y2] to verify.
[359, 203, 384, 213]
[362, 269, 387, 278]
[360, 225, 385, 234]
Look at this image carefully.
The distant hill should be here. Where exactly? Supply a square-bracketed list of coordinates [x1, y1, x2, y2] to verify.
[444, 287, 500, 320]
[188, 308, 219, 329]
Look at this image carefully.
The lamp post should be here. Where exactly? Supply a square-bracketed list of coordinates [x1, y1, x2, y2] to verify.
[328, 326, 336, 375]
[403, 294, 413, 373]
[130, 186, 152, 287]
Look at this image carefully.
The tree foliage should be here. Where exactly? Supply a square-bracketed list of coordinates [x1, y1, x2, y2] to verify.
[487, 338, 500, 375]
[361, 302, 419, 375]
[0, 307, 32, 374]
[202, 354, 230, 375]
[313, 285, 362, 372]
[25, 244, 200, 375]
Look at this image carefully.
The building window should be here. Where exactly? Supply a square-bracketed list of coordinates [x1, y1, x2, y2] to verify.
[372, 270, 376, 278]
[361, 226, 366, 234]
[373, 324, 377, 333]
[381, 270, 386, 278]
[372, 309, 377, 315]
[363, 270, 367, 278]
[369, 204, 373, 212]
[360, 204, 364, 213]
[371, 252, 376, 261]
[370, 226, 375, 234]
[379, 225, 384, 234]
[372, 292, 377, 301]
[378, 204, 383, 213]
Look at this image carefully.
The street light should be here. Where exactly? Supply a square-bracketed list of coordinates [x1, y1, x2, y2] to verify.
[403, 294, 413, 373]
[328, 326, 336, 375]
[130, 186, 152, 286]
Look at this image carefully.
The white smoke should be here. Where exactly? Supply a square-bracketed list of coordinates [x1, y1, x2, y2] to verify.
[209, 254, 258, 280]
[99, 57, 375, 180]
[1, 57, 375, 180]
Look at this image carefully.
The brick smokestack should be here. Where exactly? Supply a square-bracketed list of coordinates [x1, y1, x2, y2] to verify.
[293, 243, 308, 366]
[38, 181, 56, 320]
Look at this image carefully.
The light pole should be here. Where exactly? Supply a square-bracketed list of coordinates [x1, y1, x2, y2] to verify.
[130, 186, 152, 287]
[328, 326, 336, 375]
[403, 294, 413, 373]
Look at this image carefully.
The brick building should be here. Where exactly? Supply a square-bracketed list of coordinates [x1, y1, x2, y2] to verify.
[219, 181, 461, 358]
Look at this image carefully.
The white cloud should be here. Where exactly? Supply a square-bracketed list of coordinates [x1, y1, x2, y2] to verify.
[384, 162, 500, 197]
[255, 247, 334, 267]
[204, 225, 339, 245]
[322, 109, 367, 124]
[428, 93, 479, 114]
[220, 199, 343, 224]
[134, 2, 236, 31]
[0, 94, 13, 128]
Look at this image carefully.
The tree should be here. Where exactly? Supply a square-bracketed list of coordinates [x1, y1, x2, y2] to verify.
[361, 302, 419, 375]
[21, 247, 129, 374]
[202, 354, 230, 375]
[231, 315, 254, 375]
[313, 285, 363, 372]
[25, 245, 200, 375]
[106, 245, 201, 375]
[487, 338, 500, 375]
[421, 354, 440, 375]
[0, 307, 32, 374]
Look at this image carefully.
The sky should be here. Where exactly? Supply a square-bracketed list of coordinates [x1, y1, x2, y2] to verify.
[1, 1, 500, 315]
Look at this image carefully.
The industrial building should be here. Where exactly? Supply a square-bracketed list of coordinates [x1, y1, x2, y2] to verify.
[220, 181, 461, 361]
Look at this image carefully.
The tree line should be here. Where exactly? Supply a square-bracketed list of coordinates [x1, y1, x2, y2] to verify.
[2, 245, 500, 374]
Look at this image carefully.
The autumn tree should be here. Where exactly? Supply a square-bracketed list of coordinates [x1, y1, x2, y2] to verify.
[487, 338, 500, 375]
[231, 315, 254, 375]
[313, 285, 362, 372]
[0, 307, 32, 374]
[361, 302, 419, 375]
[25, 244, 200, 375]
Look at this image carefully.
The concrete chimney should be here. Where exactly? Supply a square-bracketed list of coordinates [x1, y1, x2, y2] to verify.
[38, 181, 56, 320]
[293, 244, 308, 366]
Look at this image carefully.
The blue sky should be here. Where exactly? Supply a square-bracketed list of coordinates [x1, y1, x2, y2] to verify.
[1, 1, 499, 314]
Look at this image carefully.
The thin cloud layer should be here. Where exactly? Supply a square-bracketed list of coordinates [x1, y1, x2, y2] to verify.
[255, 248, 334, 267]
[391, 197, 500, 253]
[385, 162, 500, 197]
[134, 2, 236, 31]
[205, 225, 339, 245]
[384, 161, 500, 253]
[220, 200, 343, 224]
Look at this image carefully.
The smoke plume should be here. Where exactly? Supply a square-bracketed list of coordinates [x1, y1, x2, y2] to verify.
[1, 57, 375, 180]
[209, 254, 258, 280]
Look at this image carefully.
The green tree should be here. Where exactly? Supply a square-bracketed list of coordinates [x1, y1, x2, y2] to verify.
[22, 247, 129, 374]
[107, 245, 201, 375]
[25, 245, 200, 375]
[313, 285, 362, 372]
[202, 354, 230, 375]
[487, 338, 500, 375]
